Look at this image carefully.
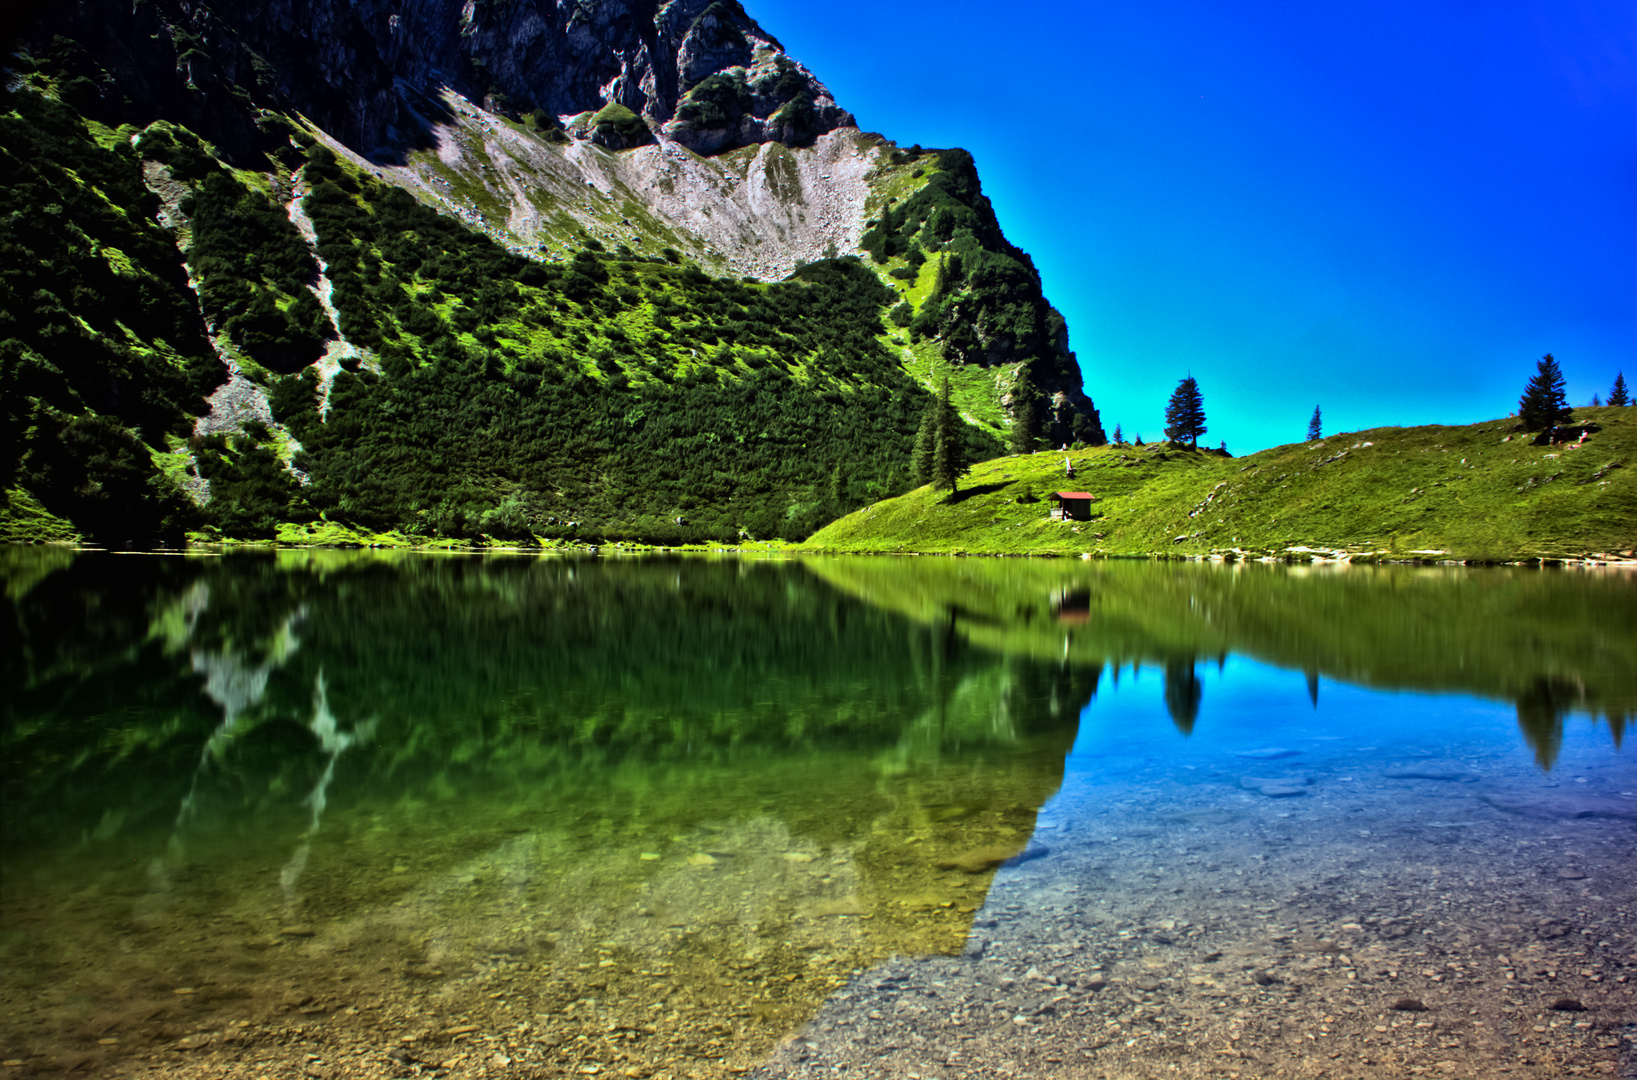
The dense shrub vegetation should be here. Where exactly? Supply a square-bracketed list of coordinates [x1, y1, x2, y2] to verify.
[182, 169, 331, 372]
[263, 145, 1000, 541]
[2, 52, 1008, 546]
[0, 72, 212, 543]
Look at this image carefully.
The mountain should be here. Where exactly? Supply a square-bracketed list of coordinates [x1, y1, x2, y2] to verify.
[0, 0, 1105, 547]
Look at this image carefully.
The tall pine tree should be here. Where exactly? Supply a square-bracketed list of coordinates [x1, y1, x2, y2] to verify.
[1307, 405, 1323, 441]
[1609, 371, 1631, 407]
[1163, 376, 1207, 448]
[931, 373, 966, 495]
[1518, 353, 1573, 431]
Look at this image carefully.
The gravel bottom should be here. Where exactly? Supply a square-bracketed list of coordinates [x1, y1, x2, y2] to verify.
[753, 747, 1637, 1080]
[3, 731, 1631, 1080]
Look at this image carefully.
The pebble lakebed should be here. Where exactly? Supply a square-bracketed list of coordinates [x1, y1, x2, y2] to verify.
[3, 731, 1632, 1080]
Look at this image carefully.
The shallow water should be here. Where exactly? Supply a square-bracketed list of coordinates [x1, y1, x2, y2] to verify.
[1, 549, 1632, 1078]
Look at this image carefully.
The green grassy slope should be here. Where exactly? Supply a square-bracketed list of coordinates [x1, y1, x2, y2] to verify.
[800, 409, 1637, 562]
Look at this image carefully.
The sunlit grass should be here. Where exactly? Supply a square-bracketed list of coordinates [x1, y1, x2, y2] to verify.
[802, 408, 1637, 562]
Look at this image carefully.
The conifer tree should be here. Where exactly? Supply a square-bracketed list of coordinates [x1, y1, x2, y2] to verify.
[1307, 405, 1322, 441]
[1517, 353, 1573, 431]
[1163, 660, 1202, 736]
[931, 374, 966, 495]
[1163, 376, 1207, 448]
[912, 406, 936, 486]
[1112, 424, 1125, 446]
[1610, 371, 1631, 407]
[1008, 371, 1044, 455]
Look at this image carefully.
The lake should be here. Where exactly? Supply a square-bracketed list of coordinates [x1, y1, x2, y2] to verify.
[1, 549, 1632, 1079]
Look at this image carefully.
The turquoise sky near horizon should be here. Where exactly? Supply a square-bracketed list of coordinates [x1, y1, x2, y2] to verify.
[751, 0, 1637, 454]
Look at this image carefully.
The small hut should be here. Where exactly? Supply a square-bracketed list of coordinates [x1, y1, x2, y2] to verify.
[1050, 491, 1097, 521]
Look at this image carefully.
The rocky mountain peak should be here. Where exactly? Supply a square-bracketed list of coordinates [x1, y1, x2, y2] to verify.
[30, 0, 852, 159]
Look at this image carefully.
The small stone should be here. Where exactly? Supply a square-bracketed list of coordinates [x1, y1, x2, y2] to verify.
[1257, 784, 1307, 798]
[1133, 976, 1163, 991]
[281, 991, 314, 1008]
[1548, 998, 1586, 1012]
[782, 852, 815, 863]
[1556, 867, 1586, 880]
[172, 987, 196, 995]
[445, 1024, 481, 1036]
[687, 853, 717, 867]
[1391, 998, 1428, 1012]
[1235, 748, 1299, 759]
[279, 925, 316, 937]
[639, 853, 660, 861]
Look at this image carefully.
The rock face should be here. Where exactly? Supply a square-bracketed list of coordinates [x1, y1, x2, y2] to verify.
[29, 0, 852, 160]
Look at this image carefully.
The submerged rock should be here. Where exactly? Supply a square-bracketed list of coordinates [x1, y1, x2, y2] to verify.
[1241, 775, 1310, 797]
[1481, 794, 1637, 820]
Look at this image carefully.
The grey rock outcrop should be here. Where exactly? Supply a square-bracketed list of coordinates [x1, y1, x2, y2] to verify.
[25, 0, 852, 160]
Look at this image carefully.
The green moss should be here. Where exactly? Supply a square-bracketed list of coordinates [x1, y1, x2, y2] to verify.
[591, 103, 650, 144]
[0, 488, 82, 544]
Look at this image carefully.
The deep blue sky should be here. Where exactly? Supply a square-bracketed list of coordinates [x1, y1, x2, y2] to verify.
[752, 0, 1637, 453]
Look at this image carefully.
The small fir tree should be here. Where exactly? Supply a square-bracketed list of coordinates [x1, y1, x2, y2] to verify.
[1590, 393, 1602, 407]
[1517, 353, 1573, 431]
[1163, 376, 1207, 448]
[1609, 372, 1631, 407]
[1307, 405, 1322, 441]
[1112, 424, 1125, 446]
[930, 374, 966, 495]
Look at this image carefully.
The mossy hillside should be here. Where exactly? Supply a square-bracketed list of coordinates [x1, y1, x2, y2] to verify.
[295, 145, 918, 390]
[800, 409, 1637, 561]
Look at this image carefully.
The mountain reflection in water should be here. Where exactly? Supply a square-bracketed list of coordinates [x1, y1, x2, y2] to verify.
[0, 549, 1632, 1078]
[803, 556, 1636, 767]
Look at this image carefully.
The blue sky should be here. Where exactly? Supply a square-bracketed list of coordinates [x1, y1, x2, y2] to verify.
[752, 0, 1637, 453]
